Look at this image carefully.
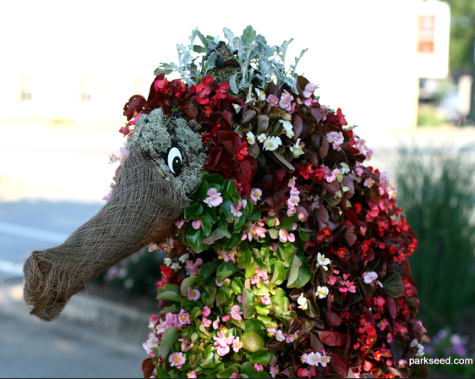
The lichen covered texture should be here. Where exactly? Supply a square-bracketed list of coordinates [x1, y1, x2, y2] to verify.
[121, 27, 429, 379]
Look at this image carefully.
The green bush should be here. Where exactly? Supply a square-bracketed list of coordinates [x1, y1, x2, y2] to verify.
[417, 104, 444, 127]
[395, 144, 475, 334]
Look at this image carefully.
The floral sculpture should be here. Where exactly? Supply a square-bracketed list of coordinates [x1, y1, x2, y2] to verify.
[24, 27, 429, 378]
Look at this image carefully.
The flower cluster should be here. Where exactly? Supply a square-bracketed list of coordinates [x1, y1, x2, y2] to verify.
[112, 28, 431, 379]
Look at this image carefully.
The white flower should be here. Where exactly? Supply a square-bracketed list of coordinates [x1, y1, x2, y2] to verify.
[275, 330, 286, 342]
[279, 120, 293, 131]
[179, 253, 189, 264]
[316, 252, 331, 271]
[263, 136, 282, 151]
[245, 88, 255, 104]
[164, 258, 172, 266]
[334, 190, 342, 199]
[340, 162, 350, 174]
[108, 154, 118, 164]
[246, 132, 256, 145]
[255, 87, 266, 101]
[285, 129, 295, 138]
[342, 186, 350, 193]
[233, 104, 242, 113]
[171, 262, 181, 271]
[290, 138, 304, 157]
[257, 133, 267, 143]
[297, 293, 308, 310]
[363, 271, 378, 284]
[316, 286, 329, 299]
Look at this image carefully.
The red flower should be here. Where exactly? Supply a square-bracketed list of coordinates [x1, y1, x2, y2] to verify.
[300, 163, 314, 180]
[204, 106, 212, 117]
[237, 142, 249, 161]
[202, 75, 213, 86]
[195, 83, 211, 98]
[336, 107, 348, 126]
[337, 247, 348, 259]
[154, 77, 169, 92]
[119, 126, 131, 137]
[312, 167, 324, 181]
[354, 203, 363, 214]
[196, 96, 210, 105]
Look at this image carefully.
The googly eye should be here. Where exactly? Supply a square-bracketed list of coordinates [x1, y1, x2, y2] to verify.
[167, 147, 183, 175]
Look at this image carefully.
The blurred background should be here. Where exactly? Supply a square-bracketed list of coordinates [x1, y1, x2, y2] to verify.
[1, 0, 475, 377]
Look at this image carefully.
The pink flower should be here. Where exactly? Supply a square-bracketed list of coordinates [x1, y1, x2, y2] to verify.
[187, 371, 197, 378]
[222, 315, 230, 322]
[267, 328, 277, 337]
[192, 220, 202, 230]
[231, 204, 242, 218]
[202, 317, 211, 327]
[118, 147, 129, 165]
[148, 243, 159, 252]
[374, 296, 386, 308]
[187, 287, 200, 301]
[203, 188, 223, 207]
[169, 352, 185, 369]
[250, 188, 262, 203]
[237, 295, 243, 303]
[213, 317, 220, 329]
[230, 305, 243, 322]
[327, 275, 337, 285]
[279, 229, 295, 243]
[270, 366, 280, 378]
[303, 83, 315, 98]
[202, 306, 211, 318]
[279, 90, 294, 111]
[326, 131, 344, 151]
[377, 319, 389, 331]
[175, 219, 185, 229]
[216, 345, 230, 356]
[306, 352, 322, 366]
[108, 154, 118, 164]
[248, 223, 266, 240]
[363, 271, 378, 284]
[229, 373, 238, 379]
[254, 363, 264, 371]
[261, 294, 271, 305]
[266, 94, 279, 106]
[270, 243, 278, 251]
[364, 178, 374, 188]
[232, 337, 243, 352]
[178, 309, 191, 325]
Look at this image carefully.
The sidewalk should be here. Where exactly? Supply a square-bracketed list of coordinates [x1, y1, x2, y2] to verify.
[0, 273, 156, 378]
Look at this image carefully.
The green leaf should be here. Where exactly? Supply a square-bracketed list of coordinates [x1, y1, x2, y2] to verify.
[216, 287, 233, 308]
[241, 25, 257, 46]
[216, 227, 232, 239]
[268, 228, 279, 239]
[231, 277, 244, 295]
[249, 208, 262, 222]
[159, 327, 179, 358]
[157, 283, 179, 296]
[199, 262, 219, 280]
[180, 275, 198, 296]
[278, 243, 294, 262]
[280, 215, 294, 231]
[250, 349, 272, 365]
[241, 330, 265, 352]
[222, 179, 240, 203]
[298, 227, 314, 242]
[189, 180, 209, 201]
[203, 206, 218, 224]
[381, 271, 404, 298]
[270, 261, 286, 285]
[191, 307, 202, 320]
[217, 367, 238, 378]
[243, 288, 256, 319]
[202, 173, 224, 187]
[155, 367, 171, 378]
[201, 215, 212, 237]
[287, 254, 311, 288]
[186, 229, 206, 253]
[216, 261, 239, 282]
[237, 250, 253, 269]
[193, 45, 207, 54]
[156, 291, 183, 303]
[221, 199, 234, 220]
[256, 303, 270, 315]
[225, 230, 243, 249]
[184, 203, 203, 219]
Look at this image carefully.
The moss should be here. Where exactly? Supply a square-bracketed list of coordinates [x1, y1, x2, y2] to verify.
[127, 108, 206, 202]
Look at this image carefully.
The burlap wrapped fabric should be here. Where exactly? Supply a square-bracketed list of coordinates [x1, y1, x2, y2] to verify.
[23, 109, 206, 321]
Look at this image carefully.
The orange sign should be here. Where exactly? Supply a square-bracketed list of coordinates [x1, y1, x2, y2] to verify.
[417, 15, 435, 53]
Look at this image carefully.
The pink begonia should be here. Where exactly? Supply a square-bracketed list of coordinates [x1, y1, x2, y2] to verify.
[266, 94, 279, 106]
[275, 330, 286, 342]
[229, 373, 238, 379]
[326, 131, 344, 151]
[303, 83, 315, 98]
[279, 90, 294, 111]
[248, 223, 266, 240]
[216, 278, 230, 287]
[270, 243, 278, 251]
[144, 332, 158, 349]
[118, 146, 129, 165]
[250, 188, 262, 203]
[203, 188, 223, 207]
[185, 258, 202, 275]
[169, 352, 185, 369]
[270, 366, 280, 378]
[213, 317, 220, 329]
[202, 306, 211, 318]
[232, 337, 243, 352]
[230, 305, 243, 322]
[398, 359, 408, 368]
[179, 337, 191, 352]
[287, 194, 300, 208]
[187, 287, 200, 301]
[267, 328, 277, 337]
[108, 154, 118, 164]
[327, 275, 337, 285]
[202, 317, 212, 327]
[237, 295, 243, 303]
[192, 220, 202, 230]
[222, 315, 230, 322]
[321, 354, 331, 367]
[377, 319, 389, 331]
[166, 312, 178, 328]
[364, 178, 374, 188]
[306, 352, 322, 366]
[156, 318, 167, 334]
[360, 226, 367, 235]
[187, 371, 197, 378]
[102, 188, 113, 201]
[175, 219, 185, 229]
[387, 333, 394, 343]
[178, 309, 191, 325]
[218, 249, 235, 263]
[261, 294, 271, 305]
[279, 229, 295, 243]
[213, 331, 233, 356]
[148, 243, 159, 252]
[231, 204, 242, 218]
[254, 363, 264, 371]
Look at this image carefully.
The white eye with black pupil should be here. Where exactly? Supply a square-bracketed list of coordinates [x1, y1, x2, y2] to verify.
[167, 147, 183, 175]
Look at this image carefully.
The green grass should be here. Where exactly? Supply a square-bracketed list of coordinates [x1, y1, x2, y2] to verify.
[395, 144, 475, 334]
